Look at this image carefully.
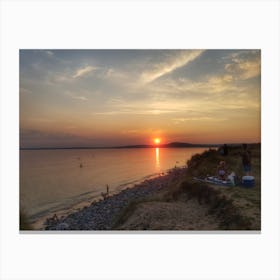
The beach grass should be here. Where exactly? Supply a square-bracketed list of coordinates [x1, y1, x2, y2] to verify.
[113, 144, 261, 230]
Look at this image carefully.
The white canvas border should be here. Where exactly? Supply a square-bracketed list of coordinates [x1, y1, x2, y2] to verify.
[1, 0, 280, 280]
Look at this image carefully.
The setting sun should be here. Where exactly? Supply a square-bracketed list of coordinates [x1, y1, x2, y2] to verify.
[18, 49, 261, 232]
[154, 138, 161, 144]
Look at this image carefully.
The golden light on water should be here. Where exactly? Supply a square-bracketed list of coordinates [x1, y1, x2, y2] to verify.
[155, 147, 160, 170]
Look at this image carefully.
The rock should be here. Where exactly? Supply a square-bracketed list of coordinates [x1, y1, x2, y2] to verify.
[55, 222, 70, 230]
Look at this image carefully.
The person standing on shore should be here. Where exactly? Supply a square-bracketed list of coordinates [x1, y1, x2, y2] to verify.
[241, 144, 252, 175]
[223, 144, 228, 156]
[219, 144, 229, 156]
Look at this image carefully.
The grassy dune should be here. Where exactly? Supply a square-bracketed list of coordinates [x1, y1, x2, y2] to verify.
[113, 144, 261, 230]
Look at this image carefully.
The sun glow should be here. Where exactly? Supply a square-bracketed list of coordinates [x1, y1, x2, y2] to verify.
[154, 138, 161, 144]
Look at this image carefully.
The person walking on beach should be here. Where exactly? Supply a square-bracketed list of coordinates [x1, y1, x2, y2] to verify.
[241, 144, 251, 175]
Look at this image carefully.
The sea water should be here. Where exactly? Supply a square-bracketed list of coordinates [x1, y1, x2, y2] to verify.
[20, 147, 208, 227]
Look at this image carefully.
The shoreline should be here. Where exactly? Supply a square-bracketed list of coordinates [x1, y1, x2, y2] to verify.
[29, 168, 183, 230]
[43, 167, 188, 230]
[29, 171, 165, 230]
[23, 144, 260, 231]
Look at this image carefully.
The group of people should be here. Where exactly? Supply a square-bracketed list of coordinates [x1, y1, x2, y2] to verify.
[216, 143, 252, 180]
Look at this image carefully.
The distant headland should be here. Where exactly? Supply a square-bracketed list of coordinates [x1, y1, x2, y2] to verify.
[20, 142, 261, 150]
[20, 142, 222, 150]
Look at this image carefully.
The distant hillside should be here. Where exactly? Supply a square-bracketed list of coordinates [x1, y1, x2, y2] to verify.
[21, 142, 219, 150]
[101, 142, 219, 149]
[162, 142, 218, 148]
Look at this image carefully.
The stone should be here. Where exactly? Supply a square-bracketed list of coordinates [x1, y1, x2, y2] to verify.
[56, 222, 69, 230]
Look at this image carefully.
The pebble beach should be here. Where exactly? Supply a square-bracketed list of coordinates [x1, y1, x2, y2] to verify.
[45, 167, 187, 230]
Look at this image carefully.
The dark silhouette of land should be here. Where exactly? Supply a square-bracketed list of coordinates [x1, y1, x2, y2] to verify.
[20, 142, 221, 150]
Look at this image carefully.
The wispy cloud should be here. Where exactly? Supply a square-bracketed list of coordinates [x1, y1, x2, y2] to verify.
[225, 51, 260, 80]
[93, 109, 177, 116]
[140, 50, 204, 84]
[72, 96, 88, 101]
[73, 65, 97, 78]
[20, 49, 261, 146]
[91, 75, 260, 119]
[104, 68, 127, 80]
[173, 117, 228, 123]
[146, 76, 237, 98]
[64, 91, 88, 101]
[121, 128, 165, 135]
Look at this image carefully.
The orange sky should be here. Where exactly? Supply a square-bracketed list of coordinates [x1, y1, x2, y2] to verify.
[20, 49, 261, 148]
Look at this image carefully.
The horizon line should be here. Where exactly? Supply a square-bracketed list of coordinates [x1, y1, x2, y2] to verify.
[20, 141, 261, 150]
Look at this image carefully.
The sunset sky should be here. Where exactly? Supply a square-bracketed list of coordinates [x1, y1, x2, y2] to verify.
[20, 49, 261, 148]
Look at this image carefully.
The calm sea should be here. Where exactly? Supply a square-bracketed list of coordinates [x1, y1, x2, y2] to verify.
[20, 147, 208, 228]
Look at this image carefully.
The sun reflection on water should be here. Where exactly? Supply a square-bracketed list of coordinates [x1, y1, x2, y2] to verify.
[155, 147, 160, 170]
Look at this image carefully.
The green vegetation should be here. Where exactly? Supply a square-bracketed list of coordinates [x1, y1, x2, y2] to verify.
[113, 144, 261, 230]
